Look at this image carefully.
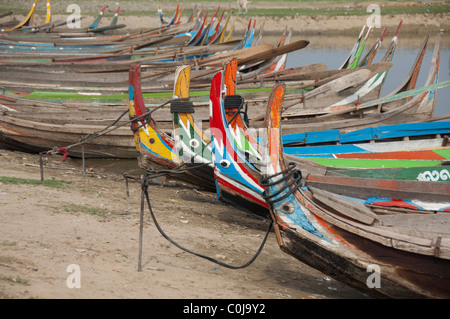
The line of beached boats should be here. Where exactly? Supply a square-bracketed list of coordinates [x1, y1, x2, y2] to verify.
[1, 1, 449, 298]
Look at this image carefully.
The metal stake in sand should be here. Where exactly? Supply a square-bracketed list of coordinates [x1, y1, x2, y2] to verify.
[124, 173, 130, 206]
[137, 174, 147, 272]
[39, 154, 44, 184]
[81, 145, 86, 179]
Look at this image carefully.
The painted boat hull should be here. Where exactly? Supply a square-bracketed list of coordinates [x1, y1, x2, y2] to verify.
[261, 83, 450, 299]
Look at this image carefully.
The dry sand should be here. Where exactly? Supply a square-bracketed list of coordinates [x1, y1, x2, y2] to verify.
[0, 149, 368, 299]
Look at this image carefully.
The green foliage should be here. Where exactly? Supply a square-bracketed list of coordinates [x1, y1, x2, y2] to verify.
[61, 203, 113, 217]
[1, 276, 29, 285]
[0, 176, 71, 188]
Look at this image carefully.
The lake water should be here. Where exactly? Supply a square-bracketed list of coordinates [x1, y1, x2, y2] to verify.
[285, 33, 449, 117]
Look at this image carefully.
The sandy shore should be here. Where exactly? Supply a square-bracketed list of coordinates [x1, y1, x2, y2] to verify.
[0, 149, 367, 299]
[2, 0, 449, 36]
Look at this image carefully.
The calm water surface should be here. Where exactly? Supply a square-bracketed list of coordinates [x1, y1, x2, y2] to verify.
[285, 35, 449, 117]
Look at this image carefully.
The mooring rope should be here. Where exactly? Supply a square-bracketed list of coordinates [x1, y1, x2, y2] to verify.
[44, 99, 174, 160]
[260, 162, 303, 205]
[224, 94, 250, 127]
[140, 172, 273, 269]
[37, 95, 273, 269]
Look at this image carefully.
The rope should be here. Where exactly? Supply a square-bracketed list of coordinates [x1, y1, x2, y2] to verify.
[46, 99, 174, 160]
[46, 94, 273, 268]
[260, 162, 303, 205]
[225, 95, 249, 127]
[140, 174, 273, 269]
[170, 99, 195, 113]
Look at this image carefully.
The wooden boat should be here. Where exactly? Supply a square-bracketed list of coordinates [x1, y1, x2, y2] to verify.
[7, 30, 427, 139]
[250, 33, 444, 134]
[0, 48, 300, 161]
[0, 38, 308, 104]
[282, 121, 450, 169]
[209, 60, 269, 216]
[134, 60, 450, 298]
[0, 5, 234, 58]
[260, 82, 450, 299]
[128, 63, 216, 190]
[0, 0, 39, 32]
[0, 113, 136, 158]
[128, 62, 446, 282]
[0, 91, 136, 158]
[207, 62, 450, 216]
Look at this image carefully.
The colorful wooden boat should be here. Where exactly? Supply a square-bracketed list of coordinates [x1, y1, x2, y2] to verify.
[260, 83, 450, 299]
[282, 121, 450, 169]
[209, 60, 450, 183]
[0, 40, 304, 160]
[0, 107, 136, 158]
[281, 21, 403, 117]
[252, 33, 444, 135]
[329, 166, 450, 183]
[209, 61, 269, 216]
[128, 64, 450, 297]
[0, 0, 38, 32]
[207, 66, 449, 214]
[339, 24, 372, 70]
[128, 63, 216, 190]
